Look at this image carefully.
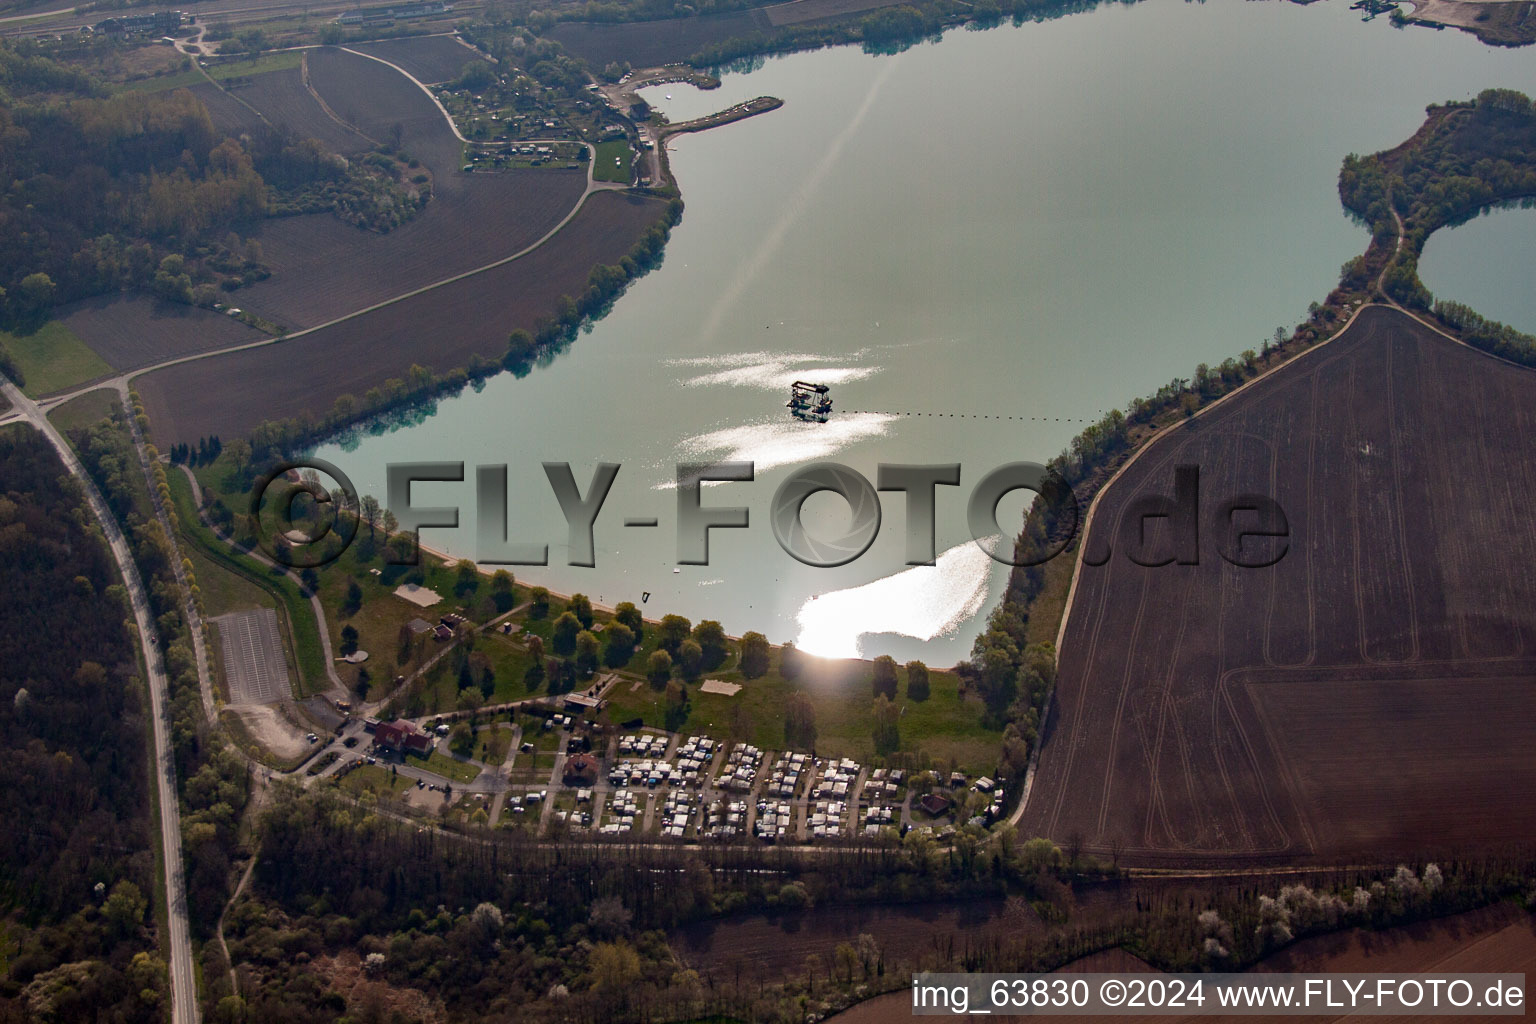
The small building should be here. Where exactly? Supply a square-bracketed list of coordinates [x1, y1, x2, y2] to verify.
[563, 753, 599, 784]
[374, 720, 433, 756]
[432, 624, 454, 641]
[563, 692, 604, 714]
[974, 776, 995, 794]
[918, 793, 951, 817]
[407, 617, 434, 635]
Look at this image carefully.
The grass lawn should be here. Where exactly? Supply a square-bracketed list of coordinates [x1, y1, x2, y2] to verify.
[476, 632, 538, 702]
[316, 537, 506, 704]
[185, 541, 271, 617]
[593, 139, 633, 183]
[421, 749, 483, 785]
[603, 653, 1002, 775]
[1025, 548, 1076, 647]
[166, 468, 326, 695]
[477, 725, 514, 766]
[3, 322, 113, 396]
[204, 50, 304, 82]
[121, 67, 205, 93]
[47, 389, 122, 433]
[336, 763, 416, 798]
[507, 750, 557, 785]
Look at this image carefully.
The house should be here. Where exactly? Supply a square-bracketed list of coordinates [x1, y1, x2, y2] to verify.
[374, 721, 433, 756]
[563, 753, 600, 784]
[918, 793, 951, 817]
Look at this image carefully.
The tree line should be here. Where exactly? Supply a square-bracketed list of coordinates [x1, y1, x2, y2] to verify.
[68, 406, 253, 957]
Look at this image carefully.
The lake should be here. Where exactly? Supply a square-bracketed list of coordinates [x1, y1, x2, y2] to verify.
[317, 0, 1536, 666]
[1420, 204, 1536, 334]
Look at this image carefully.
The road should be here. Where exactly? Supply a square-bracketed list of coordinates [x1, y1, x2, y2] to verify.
[0, 378, 200, 1024]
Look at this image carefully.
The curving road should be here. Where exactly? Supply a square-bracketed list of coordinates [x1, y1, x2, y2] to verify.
[0, 378, 200, 1024]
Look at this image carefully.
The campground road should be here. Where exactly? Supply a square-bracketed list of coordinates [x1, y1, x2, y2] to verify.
[0, 379, 201, 1024]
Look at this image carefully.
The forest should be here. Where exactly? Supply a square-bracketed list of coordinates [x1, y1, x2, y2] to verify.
[0, 425, 166, 1024]
[209, 783, 1536, 1023]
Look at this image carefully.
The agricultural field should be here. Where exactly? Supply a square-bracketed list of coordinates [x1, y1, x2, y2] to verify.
[188, 80, 268, 139]
[220, 63, 374, 155]
[349, 35, 484, 85]
[236, 164, 585, 329]
[134, 190, 672, 446]
[1022, 306, 1536, 864]
[548, 12, 774, 69]
[765, 0, 919, 27]
[223, 46, 589, 329]
[59, 295, 265, 372]
[306, 45, 460, 170]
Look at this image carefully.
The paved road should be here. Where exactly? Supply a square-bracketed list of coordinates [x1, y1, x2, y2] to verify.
[0, 379, 200, 1024]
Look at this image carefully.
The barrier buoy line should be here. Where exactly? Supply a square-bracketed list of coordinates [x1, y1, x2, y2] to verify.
[841, 410, 1099, 423]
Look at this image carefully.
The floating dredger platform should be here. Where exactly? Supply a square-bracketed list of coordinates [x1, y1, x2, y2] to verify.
[788, 381, 833, 422]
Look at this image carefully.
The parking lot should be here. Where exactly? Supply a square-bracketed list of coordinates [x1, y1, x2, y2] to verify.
[213, 608, 290, 705]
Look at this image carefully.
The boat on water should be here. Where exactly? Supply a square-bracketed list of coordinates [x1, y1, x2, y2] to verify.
[787, 380, 832, 422]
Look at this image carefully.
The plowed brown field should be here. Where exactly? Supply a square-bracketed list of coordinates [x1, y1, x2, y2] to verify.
[61, 295, 265, 372]
[1022, 306, 1536, 864]
[227, 65, 374, 154]
[133, 191, 670, 446]
[350, 35, 483, 84]
[549, 13, 772, 68]
[230, 47, 587, 329]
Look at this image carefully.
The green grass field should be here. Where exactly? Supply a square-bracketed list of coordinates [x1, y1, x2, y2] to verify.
[184, 541, 271, 618]
[477, 725, 514, 765]
[602, 654, 1001, 774]
[3, 322, 113, 396]
[125, 50, 303, 94]
[166, 468, 326, 695]
[46, 389, 122, 434]
[593, 140, 633, 183]
[121, 68, 205, 93]
[422, 749, 483, 785]
[205, 50, 304, 81]
[336, 763, 416, 798]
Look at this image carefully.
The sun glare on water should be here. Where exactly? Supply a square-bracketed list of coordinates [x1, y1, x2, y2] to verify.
[794, 536, 1000, 660]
